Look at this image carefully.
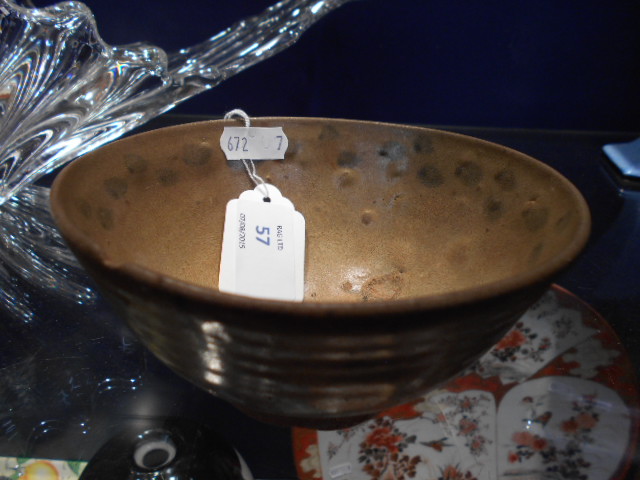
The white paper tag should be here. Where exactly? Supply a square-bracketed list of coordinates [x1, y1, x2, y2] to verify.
[218, 184, 305, 301]
[329, 463, 353, 479]
[220, 127, 288, 160]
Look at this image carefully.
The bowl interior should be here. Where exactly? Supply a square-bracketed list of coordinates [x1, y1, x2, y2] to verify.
[52, 118, 589, 304]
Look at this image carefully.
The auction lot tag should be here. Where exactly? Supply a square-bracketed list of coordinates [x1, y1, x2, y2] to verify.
[218, 184, 305, 301]
[220, 127, 288, 160]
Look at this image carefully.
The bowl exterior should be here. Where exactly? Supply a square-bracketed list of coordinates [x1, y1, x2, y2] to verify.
[74, 248, 547, 429]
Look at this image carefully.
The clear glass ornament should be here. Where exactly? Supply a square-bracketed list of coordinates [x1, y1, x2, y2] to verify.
[0, 0, 351, 313]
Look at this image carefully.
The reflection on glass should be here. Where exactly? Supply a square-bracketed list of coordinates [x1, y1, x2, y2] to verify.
[0, 0, 352, 313]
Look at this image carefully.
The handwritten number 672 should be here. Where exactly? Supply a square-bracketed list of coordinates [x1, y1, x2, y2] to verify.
[227, 136, 248, 152]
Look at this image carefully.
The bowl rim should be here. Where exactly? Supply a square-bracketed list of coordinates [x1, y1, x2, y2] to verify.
[50, 117, 592, 318]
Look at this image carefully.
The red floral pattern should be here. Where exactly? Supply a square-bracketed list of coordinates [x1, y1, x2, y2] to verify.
[365, 426, 404, 454]
[490, 321, 551, 363]
[357, 418, 419, 480]
[431, 393, 493, 458]
[438, 464, 479, 480]
[507, 394, 600, 479]
[495, 330, 527, 350]
[293, 287, 639, 480]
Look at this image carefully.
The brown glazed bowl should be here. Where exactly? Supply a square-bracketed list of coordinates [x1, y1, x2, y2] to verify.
[50, 118, 590, 429]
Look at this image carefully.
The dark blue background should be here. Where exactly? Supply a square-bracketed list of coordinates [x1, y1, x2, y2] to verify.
[36, 0, 640, 131]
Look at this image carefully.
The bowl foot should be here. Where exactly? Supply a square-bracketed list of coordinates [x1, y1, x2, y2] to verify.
[234, 405, 374, 430]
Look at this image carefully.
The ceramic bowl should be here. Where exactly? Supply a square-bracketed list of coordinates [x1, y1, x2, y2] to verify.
[50, 118, 590, 428]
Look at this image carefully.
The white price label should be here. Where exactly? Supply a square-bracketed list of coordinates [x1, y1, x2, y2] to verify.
[218, 184, 305, 301]
[220, 126, 288, 160]
[329, 463, 353, 479]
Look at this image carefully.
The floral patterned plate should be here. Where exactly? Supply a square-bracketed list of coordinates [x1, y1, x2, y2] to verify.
[293, 286, 639, 480]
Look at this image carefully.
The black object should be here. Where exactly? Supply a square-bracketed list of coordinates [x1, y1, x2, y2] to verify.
[79, 418, 251, 480]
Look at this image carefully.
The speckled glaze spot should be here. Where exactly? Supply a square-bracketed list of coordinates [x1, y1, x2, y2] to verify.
[413, 133, 434, 154]
[361, 209, 377, 225]
[555, 212, 573, 233]
[319, 124, 340, 141]
[522, 205, 550, 231]
[78, 200, 92, 219]
[446, 243, 469, 266]
[104, 177, 128, 199]
[390, 166, 408, 181]
[124, 154, 148, 174]
[184, 143, 212, 166]
[361, 272, 404, 301]
[341, 281, 354, 292]
[286, 141, 300, 159]
[157, 168, 179, 186]
[484, 197, 504, 221]
[98, 207, 114, 230]
[379, 142, 409, 179]
[529, 243, 544, 263]
[337, 151, 360, 168]
[226, 160, 245, 172]
[336, 169, 357, 188]
[378, 141, 407, 162]
[389, 164, 409, 181]
[389, 193, 404, 207]
[455, 161, 483, 186]
[417, 164, 444, 187]
[494, 169, 516, 191]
